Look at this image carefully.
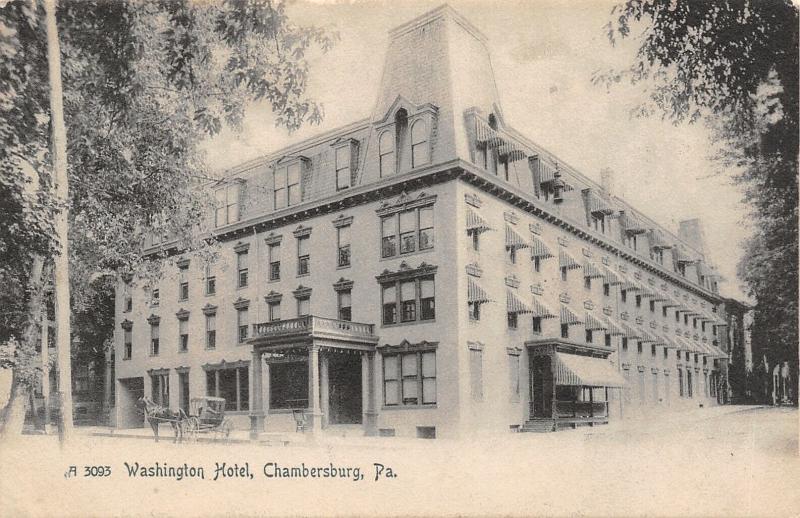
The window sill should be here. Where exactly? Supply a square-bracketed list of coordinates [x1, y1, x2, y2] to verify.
[205, 292, 216, 297]
[381, 319, 436, 329]
[296, 273, 310, 279]
[178, 349, 188, 354]
[379, 247, 435, 263]
[178, 298, 188, 303]
[336, 264, 351, 270]
[122, 357, 131, 361]
[205, 347, 217, 351]
[237, 285, 249, 290]
[381, 405, 437, 411]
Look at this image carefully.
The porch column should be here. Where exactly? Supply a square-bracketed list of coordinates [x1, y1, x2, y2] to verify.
[320, 354, 329, 428]
[250, 350, 264, 439]
[362, 351, 378, 436]
[308, 345, 322, 434]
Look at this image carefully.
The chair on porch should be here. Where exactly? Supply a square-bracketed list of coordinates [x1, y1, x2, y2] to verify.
[292, 408, 308, 433]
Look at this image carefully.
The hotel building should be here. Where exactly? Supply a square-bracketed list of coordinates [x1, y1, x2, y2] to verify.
[113, 5, 730, 438]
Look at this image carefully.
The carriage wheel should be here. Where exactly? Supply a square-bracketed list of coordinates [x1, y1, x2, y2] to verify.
[218, 418, 233, 442]
[184, 417, 200, 441]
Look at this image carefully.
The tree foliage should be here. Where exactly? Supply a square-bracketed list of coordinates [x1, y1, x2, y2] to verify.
[0, 0, 337, 393]
[595, 0, 798, 397]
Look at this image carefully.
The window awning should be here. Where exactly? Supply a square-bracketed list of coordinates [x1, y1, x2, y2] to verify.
[559, 249, 581, 270]
[603, 316, 625, 336]
[675, 336, 697, 353]
[560, 304, 582, 326]
[621, 322, 642, 339]
[467, 278, 492, 304]
[603, 266, 621, 286]
[585, 312, 607, 331]
[638, 327, 658, 343]
[531, 297, 557, 319]
[505, 225, 531, 250]
[673, 248, 696, 264]
[619, 272, 642, 292]
[585, 189, 615, 216]
[530, 236, 554, 259]
[660, 292, 681, 308]
[648, 229, 673, 250]
[638, 284, 658, 299]
[657, 333, 678, 349]
[507, 290, 533, 315]
[466, 208, 493, 234]
[553, 352, 626, 388]
[618, 210, 647, 235]
[475, 117, 528, 163]
[583, 260, 604, 279]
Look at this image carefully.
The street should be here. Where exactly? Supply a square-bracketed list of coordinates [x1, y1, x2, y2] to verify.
[1, 406, 797, 517]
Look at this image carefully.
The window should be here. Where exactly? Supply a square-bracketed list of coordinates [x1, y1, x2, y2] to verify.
[561, 267, 568, 282]
[471, 231, 480, 251]
[205, 314, 216, 349]
[693, 318, 697, 329]
[410, 119, 429, 168]
[663, 347, 669, 359]
[585, 330, 593, 343]
[561, 323, 569, 339]
[654, 249, 664, 264]
[206, 365, 249, 412]
[677, 263, 686, 276]
[637, 341, 643, 354]
[268, 301, 281, 322]
[468, 301, 481, 321]
[675, 311, 680, 323]
[508, 247, 517, 264]
[379, 131, 395, 177]
[419, 207, 434, 251]
[635, 295, 642, 308]
[268, 243, 280, 281]
[237, 251, 248, 288]
[687, 370, 693, 398]
[622, 337, 628, 351]
[178, 265, 189, 301]
[685, 351, 690, 361]
[534, 256, 541, 272]
[381, 217, 397, 258]
[274, 162, 301, 210]
[123, 328, 132, 360]
[214, 184, 239, 227]
[297, 236, 310, 275]
[205, 266, 216, 295]
[335, 146, 351, 191]
[662, 306, 667, 317]
[532, 317, 542, 334]
[381, 206, 434, 259]
[469, 347, 483, 402]
[604, 333, 612, 347]
[383, 351, 436, 406]
[603, 283, 610, 297]
[337, 226, 351, 268]
[237, 307, 248, 343]
[151, 372, 169, 407]
[621, 289, 627, 303]
[584, 277, 592, 290]
[338, 290, 352, 321]
[178, 318, 189, 352]
[509, 353, 520, 401]
[591, 214, 605, 233]
[684, 314, 689, 325]
[150, 323, 160, 356]
[649, 300, 655, 312]
[151, 288, 160, 306]
[297, 297, 310, 317]
[678, 368, 684, 397]
[507, 312, 518, 329]
[651, 344, 656, 357]
[399, 210, 416, 254]
[382, 276, 435, 325]
[701, 321, 706, 332]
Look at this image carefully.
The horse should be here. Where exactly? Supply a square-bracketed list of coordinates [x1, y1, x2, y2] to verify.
[136, 397, 188, 443]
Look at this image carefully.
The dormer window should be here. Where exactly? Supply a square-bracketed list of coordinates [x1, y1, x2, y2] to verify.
[214, 182, 240, 227]
[274, 161, 302, 210]
[379, 131, 395, 177]
[590, 214, 605, 233]
[410, 119, 429, 168]
[335, 146, 351, 191]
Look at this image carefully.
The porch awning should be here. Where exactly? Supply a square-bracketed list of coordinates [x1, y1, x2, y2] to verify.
[559, 249, 581, 270]
[553, 352, 626, 388]
[532, 297, 557, 319]
[530, 236, 554, 259]
[505, 225, 531, 250]
[603, 316, 625, 336]
[507, 290, 533, 315]
[584, 312, 607, 331]
[468, 278, 492, 303]
[583, 259, 604, 279]
[560, 304, 582, 326]
[466, 208, 493, 234]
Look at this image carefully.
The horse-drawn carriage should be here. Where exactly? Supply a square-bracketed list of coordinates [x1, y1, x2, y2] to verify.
[137, 395, 233, 442]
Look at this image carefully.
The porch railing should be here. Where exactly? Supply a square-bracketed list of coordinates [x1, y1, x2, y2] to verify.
[252, 315, 376, 340]
[554, 400, 608, 419]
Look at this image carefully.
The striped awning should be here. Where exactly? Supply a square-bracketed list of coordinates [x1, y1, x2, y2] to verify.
[553, 352, 626, 388]
[531, 297, 557, 319]
[621, 322, 642, 339]
[619, 273, 643, 292]
[603, 316, 625, 336]
[585, 312, 608, 331]
[638, 327, 658, 343]
[583, 260, 604, 279]
[648, 229, 673, 250]
[673, 247, 696, 264]
[603, 266, 621, 285]
[619, 210, 647, 234]
[505, 225, 531, 250]
[530, 236, 554, 259]
[475, 117, 527, 162]
[586, 189, 615, 216]
[560, 304, 583, 326]
[559, 249, 581, 270]
[466, 208, 493, 234]
[639, 285, 658, 299]
[658, 333, 678, 349]
[507, 290, 533, 315]
[467, 277, 492, 303]
[676, 336, 697, 353]
[660, 292, 681, 308]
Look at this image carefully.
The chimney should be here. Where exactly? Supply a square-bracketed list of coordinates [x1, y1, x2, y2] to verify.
[678, 218, 707, 255]
[600, 168, 614, 195]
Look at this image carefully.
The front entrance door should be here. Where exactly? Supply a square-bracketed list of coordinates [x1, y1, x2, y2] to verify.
[328, 355, 362, 425]
[530, 355, 553, 418]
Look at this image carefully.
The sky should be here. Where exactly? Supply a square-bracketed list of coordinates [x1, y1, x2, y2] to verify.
[201, 0, 752, 301]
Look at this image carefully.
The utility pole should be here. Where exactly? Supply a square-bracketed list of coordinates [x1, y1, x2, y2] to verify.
[44, 0, 74, 443]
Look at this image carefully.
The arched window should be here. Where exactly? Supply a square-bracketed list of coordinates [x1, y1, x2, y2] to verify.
[379, 130, 395, 177]
[394, 109, 408, 173]
[410, 119, 429, 168]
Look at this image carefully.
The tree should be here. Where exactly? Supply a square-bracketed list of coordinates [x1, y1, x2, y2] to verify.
[594, 0, 799, 404]
[0, 0, 338, 439]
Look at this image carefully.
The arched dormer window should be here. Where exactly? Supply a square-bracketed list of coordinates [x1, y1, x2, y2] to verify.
[410, 119, 429, 168]
[379, 130, 395, 177]
[394, 109, 408, 174]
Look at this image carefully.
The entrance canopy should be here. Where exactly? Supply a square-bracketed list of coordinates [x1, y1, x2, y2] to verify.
[553, 352, 626, 388]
